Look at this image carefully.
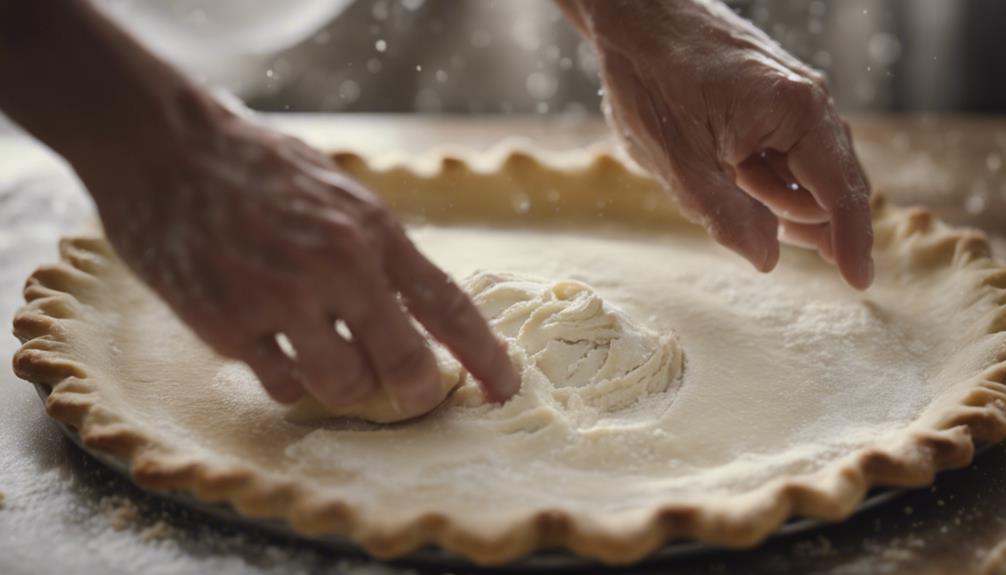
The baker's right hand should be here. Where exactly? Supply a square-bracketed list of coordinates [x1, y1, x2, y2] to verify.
[79, 95, 520, 414]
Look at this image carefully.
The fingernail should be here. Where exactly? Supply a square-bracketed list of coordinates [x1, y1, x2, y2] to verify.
[493, 364, 522, 403]
[756, 239, 780, 273]
[862, 257, 875, 288]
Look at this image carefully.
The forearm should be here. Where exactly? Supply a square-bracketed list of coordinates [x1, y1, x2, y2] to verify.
[0, 1, 216, 184]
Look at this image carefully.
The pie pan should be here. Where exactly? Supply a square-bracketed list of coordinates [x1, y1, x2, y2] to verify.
[14, 148, 1006, 565]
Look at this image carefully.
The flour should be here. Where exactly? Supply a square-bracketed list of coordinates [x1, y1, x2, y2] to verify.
[285, 271, 689, 507]
[285, 265, 913, 498]
[688, 268, 930, 424]
[262, 217, 979, 522]
[6, 120, 1006, 571]
[140, 521, 175, 542]
[100, 495, 140, 531]
[690, 269, 880, 347]
[279, 271, 683, 425]
[465, 271, 683, 415]
[792, 535, 835, 559]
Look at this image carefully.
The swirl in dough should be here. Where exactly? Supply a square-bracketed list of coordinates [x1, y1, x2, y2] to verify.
[465, 272, 682, 414]
[286, 271, 682, 424]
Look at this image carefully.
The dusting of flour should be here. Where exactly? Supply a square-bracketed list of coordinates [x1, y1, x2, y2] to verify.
[690, 269, 931, 424]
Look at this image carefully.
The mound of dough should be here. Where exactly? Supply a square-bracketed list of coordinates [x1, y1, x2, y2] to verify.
[467, 272, 682, 413]
[286, 271, 682, 424]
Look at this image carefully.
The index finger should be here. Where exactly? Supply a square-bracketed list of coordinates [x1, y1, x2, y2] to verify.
[385, 233, 520, 403]
[787, 116, 874, 290]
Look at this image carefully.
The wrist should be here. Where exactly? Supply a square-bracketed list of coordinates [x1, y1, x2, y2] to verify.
[0, 0, 229, 190]
[572, 0, 730, 58]
[77, 87, 235, 212]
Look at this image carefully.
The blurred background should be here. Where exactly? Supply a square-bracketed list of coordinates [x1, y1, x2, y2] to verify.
[97, 0, 1006, 116]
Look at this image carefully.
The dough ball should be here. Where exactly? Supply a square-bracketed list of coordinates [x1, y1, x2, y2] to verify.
[284, 346, 464, 424]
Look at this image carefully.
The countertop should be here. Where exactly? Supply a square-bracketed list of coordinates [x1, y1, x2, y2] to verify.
[2, 114, 1006, 575]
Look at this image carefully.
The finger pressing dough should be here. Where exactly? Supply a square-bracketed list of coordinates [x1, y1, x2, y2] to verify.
[286, 271, 682, 424]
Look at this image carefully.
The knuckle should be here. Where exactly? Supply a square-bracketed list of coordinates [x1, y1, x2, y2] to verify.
[666, 178, 709, 222]
[254, 143, 286, 169]
[357, 202, 401, 244]
[324, 218, 372, 256]
[778, 76, 828, 115]
[808, 86, 830, 112]
[808, 69, 830, 90]
[324, 206, 400, 259]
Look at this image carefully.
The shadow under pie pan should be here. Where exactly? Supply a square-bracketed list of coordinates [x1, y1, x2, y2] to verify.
[33, 381, 933, 570]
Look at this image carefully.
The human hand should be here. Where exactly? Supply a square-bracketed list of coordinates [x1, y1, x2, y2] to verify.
[559, 0, 874, 289]
[79, 97, 519, 416]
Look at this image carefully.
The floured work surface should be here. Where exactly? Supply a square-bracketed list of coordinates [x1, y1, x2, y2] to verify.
[13, 148, 1006, 565]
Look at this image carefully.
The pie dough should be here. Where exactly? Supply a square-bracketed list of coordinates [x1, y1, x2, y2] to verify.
[284, 344, 463, 424]
[459, 271, 682, 415]
[13, 147, 1006, 565]
[289, 271, 683, 424]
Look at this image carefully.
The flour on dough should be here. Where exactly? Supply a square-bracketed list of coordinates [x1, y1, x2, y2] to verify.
[464, 272, 682, 414]
[286, 271, 683, 424]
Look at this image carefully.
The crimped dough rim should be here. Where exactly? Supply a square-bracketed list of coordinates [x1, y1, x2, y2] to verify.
[12, 149, 1006, 565]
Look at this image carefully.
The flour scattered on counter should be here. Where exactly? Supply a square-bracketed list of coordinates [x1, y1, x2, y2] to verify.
[96, 494, 182, 548]
[826, 536, 919, 575]
[99, 495, 139, 531]
[140, 520, 175, 542]
[791, 535, 834, 558]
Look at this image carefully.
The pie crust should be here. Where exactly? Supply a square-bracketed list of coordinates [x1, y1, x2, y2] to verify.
[13, 147, 1006, 565]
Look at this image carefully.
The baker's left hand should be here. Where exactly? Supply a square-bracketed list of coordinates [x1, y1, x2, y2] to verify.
[557, 0, 874, 289]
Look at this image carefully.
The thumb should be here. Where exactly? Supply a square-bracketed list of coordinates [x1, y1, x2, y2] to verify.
[673, 167, 781, 273]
